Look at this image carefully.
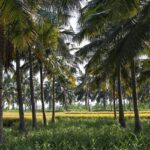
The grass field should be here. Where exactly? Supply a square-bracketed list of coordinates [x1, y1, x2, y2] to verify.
[1, 111, 150, 149]
[1, 117, 150, 150]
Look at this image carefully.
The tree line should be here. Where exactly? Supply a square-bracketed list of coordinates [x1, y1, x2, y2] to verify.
[0, 0, 150, 144]
[0, 0, 81, 143]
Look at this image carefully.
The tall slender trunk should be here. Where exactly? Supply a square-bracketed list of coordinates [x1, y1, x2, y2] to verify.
[117, 67, 126, 128]
[52, 75, 55, 123]
[29, 48, 36, 128]
[103, 92, 106, 110]
[16, 50, 25, 131]
[63, 87, 67, 111]
[113, 79, 117, 119]
[128, 97, 132, 111]
[109, 97, 112, 111]
[131, 59, 141, 132]
[39, 61, 47, 126]
[87, 97, 90, 112]
[12, 102, 15, 110]
[85, 89, 90, 111]
[0, 59, 3, 144]
[49, 100, 51, 110]
[85, 91, 88, 107]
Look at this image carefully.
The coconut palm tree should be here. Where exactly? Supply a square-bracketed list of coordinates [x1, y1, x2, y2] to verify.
[0, 0, 81, 142]
[39, 61, 47, 126]
[0, 0, 38, 131]
[0, 19, 14, 143]
[28, 46, 37, 128]
[105, 2, 150, 131]
[33, 0, 81, 125]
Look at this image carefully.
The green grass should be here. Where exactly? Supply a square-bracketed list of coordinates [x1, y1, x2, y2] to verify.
[1, 118, 150, 150]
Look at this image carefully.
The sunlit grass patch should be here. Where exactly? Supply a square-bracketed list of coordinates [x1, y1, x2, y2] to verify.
[3, 111, 150, 120]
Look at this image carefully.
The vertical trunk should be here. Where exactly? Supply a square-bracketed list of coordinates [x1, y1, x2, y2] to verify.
[52, 75, 55, 123]
[40, 61, 47, 126]
[29, 48, 37, 128]
[85, 91, 88, 107]
[113, 79, 117, 119]
[49, 100, 51, 110]
[8, 101, 11, 110]
[85, 90, 90, 111]
[124, 100, 126, 111]
[12, 102, 15, 110]
[63, 87, 67, 111]
[103, 92, 106, 110]
[0, 60, 3, 144]
[16, 50, 25, 131]
[109, 97, 112, 111]
[117, 67, 126, 128]
[87, 97, 90, 112]
[131, 59, 141, 132]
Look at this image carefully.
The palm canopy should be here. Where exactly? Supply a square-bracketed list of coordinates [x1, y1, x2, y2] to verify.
[0, 0, 37, 54]
[0, 19, 14, 69]
[75, 0, 150, 79]
[108, 1, 150, 65]
[75, 0, 140, 42]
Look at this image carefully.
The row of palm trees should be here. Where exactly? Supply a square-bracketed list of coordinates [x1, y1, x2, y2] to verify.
[0, 0, 81, 144]
[75, 0, 150, 132]
[0, 0, 149, 144]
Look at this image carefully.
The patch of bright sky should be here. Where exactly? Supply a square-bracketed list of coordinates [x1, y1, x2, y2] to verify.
[139, 55, 148, 60]
[69, 0, 89, 47]
[69, 0, 89, 75]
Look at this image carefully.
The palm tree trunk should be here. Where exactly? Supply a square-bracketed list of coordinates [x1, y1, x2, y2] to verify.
[85, 90, 90, 111]
[39, 61, 47, 126]
[85, 91, 88, 107]
[16, 50, 25, 131]
[12, 102, 15, 110]
[109, 97, 112, 111]
[49, 100, 51, 110]
[131, 59, 141, 132]
[63, 87, 67, 111]
[52, 75, 55, 123]
[103, 93, 106, 110]
[117, 67, 126, 128]
[87, 97, 90, 112]
[0, 60, 3, 144]
[29, 48, 37, 128]
[113, 79, 117, 119]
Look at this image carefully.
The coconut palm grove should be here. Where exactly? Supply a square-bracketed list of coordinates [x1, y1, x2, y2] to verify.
[0, 0, 150, 149]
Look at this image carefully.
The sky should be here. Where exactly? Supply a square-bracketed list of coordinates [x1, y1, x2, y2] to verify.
[69, 1, 89, 74]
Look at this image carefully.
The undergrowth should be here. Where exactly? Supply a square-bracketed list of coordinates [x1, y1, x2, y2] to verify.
[0, 118, 150, 150]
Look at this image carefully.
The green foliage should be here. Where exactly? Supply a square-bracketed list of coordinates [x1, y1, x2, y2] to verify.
[1, 118, 150, 149]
